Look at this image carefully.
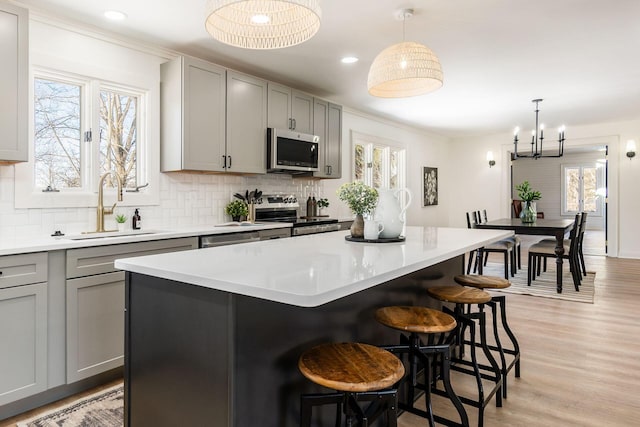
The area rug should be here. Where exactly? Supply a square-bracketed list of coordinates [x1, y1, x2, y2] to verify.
[479, 262, 595, 304]
[17, 384, 123, 427]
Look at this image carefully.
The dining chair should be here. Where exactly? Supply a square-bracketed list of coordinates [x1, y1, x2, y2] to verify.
[467, 211, 513, 279]
[527, 213, 581, 291]
[480, 209, 521, 273]
[536, 211, 588, 277]
[512, 200, 522, 218]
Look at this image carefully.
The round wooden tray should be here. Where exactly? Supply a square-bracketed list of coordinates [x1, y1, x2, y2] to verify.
[345, 235, 406, 243]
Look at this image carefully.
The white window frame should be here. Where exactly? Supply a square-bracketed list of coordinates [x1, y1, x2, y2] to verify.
[561, 162, 604, 217]
[15, 61, 159, 209]
[351, 131, 406, 191]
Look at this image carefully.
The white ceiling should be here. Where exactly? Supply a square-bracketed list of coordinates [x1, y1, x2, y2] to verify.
[16, 0, 640, 138]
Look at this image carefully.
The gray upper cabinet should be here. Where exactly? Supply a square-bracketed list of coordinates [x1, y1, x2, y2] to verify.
[161, 56, 226, 172]
[313, 101, 342, 179]
[0, 2, 28, 163]
[226, 71, 268, 174]
[267, 83, 313, 134]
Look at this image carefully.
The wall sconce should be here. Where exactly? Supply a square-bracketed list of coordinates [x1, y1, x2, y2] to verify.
[626, 140, 636, 159]
[487, 151, 496, 168]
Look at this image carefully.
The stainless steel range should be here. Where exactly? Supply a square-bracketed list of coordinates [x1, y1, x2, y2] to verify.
[255, 194, 340, 236]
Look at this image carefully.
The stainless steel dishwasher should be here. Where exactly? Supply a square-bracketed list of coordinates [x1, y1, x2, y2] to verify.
[199, 228, 290, 248]
[199, 232, 260, 248]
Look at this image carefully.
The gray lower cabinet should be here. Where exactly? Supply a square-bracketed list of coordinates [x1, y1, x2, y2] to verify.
[0, 253, 48, 406]
[66, 271, 124, 383]
[65, 237, 198, 383]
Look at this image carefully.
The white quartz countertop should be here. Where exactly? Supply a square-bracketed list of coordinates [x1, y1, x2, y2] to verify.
[115, 226, 513, 307]
[0, 223, 292, 256]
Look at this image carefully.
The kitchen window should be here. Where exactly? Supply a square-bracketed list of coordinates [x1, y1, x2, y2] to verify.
[352, 132, 406, 191]
[561, 162, 604, 217]
[15, 67, 157, 208]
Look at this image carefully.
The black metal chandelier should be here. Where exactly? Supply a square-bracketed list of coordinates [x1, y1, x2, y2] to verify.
[512, 99, 565, 160]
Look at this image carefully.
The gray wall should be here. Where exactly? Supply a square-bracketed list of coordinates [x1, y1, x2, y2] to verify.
[511, 150, 606, 230]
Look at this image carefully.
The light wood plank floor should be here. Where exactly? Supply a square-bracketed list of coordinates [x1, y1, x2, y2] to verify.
[2, 255, 639, 426]
[399, 254, 640, 427]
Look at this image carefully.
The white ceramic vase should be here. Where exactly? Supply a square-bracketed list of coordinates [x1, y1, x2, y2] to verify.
[376, 188, 412, 239]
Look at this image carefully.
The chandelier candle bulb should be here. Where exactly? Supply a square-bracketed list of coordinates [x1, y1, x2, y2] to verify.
[512, 99, 565, 160]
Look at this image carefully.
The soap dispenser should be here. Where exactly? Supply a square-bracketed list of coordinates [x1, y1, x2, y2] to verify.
[132, 209, 142, 230]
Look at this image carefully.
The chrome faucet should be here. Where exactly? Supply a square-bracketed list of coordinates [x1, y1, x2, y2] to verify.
[96, 172, 123, 232]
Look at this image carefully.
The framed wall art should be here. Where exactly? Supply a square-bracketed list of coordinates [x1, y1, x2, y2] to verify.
[423, 167, 438, 206]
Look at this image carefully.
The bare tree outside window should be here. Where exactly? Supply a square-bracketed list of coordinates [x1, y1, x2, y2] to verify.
[100, 89, 138, 188]
[354, 144, 365, 181]
[352, 133, 406, 196]
[372, 146, 384, 188]
[563, 165, 601, 215]
[34, 78, 81, 189]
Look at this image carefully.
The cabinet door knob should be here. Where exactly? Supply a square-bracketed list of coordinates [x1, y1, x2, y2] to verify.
[222, 155, 226, 168]
[228, 156, 232, 168]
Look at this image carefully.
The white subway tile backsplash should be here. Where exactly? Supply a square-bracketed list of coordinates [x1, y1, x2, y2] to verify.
[0, 171, 323, 240]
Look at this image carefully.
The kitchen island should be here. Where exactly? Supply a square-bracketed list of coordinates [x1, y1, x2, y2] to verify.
[115, 226, 512, 427]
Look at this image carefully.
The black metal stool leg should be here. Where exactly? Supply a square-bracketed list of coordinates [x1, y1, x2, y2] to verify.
[300, 392, 344, 427]
[438, 346, 470, 427]
[486, 301, 508, 398]
[494, 295, 521, 379]
[478, 305, 503, 408]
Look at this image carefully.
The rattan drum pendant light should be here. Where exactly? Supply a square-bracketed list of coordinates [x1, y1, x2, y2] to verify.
[368, 9, 443, 98]
[205, 0, 321, 50]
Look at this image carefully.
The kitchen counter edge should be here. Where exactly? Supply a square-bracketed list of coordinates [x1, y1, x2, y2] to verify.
[0, 223, 292, 256]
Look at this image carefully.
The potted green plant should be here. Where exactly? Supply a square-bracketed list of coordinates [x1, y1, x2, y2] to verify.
[115, 214, 127, 232]
[337, 182, 378, 237]
[225, 199, 249, 222]
[317, 198, 330, 215]
[515, 181, 541, 223]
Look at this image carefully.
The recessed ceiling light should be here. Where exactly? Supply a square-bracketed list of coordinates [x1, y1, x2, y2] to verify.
[104, 10, 127, 21]
[341, 56, 359, 64]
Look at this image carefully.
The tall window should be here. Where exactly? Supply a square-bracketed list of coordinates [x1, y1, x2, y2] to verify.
[99, 88, 138, 189]
[34, 78, 82, 190]
[353, 132, 406, 191]
[32, 72, 143, 194]
[562, 162, 604, 216]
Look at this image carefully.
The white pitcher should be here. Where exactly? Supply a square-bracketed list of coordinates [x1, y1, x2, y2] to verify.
[376, 188, 412, 239]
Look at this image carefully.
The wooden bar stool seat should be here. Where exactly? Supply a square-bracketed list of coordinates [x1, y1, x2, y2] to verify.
[375, 305, 457, 334]
[426, 286, 502, 427]
[375, 306, 469, 427]
[299, 342, 404, 426]
[454, 275, 510, 289]
[453, 275, 521, 399]
[427, 285, 492, 305]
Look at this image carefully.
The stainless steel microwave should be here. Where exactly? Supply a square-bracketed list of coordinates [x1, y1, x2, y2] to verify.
[267, 128, 319, 173]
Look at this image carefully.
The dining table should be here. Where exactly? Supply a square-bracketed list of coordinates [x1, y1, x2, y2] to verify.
[473, 218, 575, 293]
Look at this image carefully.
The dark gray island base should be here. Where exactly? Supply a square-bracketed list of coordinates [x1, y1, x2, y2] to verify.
[124, 256, 463, 426]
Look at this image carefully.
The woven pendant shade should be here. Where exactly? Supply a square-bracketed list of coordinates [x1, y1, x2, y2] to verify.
[367, 41, 443, 98]
[205, 0, 321, 50]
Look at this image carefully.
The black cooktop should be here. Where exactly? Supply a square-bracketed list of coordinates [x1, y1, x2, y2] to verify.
[259, 217, 338, 227]
[292, 218, 339, 226]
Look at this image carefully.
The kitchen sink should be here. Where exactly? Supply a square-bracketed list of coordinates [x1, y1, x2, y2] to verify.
[64, 230, 165, 240]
